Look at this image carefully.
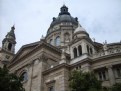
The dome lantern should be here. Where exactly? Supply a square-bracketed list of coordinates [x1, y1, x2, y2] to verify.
[59, 4, 70, 16]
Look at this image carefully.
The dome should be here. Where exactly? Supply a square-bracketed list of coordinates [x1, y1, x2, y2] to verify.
[73, 23, 89, 38]
[49, 5, 78, 28]
[74, 23, 86, 33]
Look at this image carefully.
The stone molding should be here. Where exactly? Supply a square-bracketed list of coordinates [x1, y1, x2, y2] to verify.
[42, 63, 70, 75]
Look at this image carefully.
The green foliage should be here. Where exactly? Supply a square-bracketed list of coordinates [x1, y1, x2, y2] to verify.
[102, 87, 110, 91]
[69, 70, 102, 91]
[111, 83, 121, 91]
[0, 66, 25, 91]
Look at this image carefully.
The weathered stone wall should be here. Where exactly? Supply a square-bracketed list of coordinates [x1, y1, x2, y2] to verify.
[43, 67, 70, 91]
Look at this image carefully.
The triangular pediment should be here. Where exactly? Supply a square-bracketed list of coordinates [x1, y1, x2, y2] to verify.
[11, 41, 40, 62]
[10, 40, 62, 65]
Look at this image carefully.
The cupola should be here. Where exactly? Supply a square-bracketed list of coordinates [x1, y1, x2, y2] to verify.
[73, 23, 89, 39]
[59, 4, 70, 15]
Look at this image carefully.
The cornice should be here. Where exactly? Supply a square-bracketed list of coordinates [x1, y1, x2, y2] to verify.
[92, 52, 121, 62]
[42, 63, 70, 75]
[70, 58, 92, 68]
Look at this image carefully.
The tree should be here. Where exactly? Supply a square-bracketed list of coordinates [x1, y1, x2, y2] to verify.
[0, 66, 25, 91]
[69, 70, 102, 91]
[111, 83, 121, 91]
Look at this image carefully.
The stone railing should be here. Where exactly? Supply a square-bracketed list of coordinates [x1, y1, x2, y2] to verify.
[92, 48, 121, 59]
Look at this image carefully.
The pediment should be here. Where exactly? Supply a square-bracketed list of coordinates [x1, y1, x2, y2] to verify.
[12, 41, 40, 62]
[15, 46, 35, 60]
[11, 40, 62, 63]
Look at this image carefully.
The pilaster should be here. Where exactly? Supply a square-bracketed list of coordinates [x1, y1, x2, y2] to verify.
[106, 65, 115, 86]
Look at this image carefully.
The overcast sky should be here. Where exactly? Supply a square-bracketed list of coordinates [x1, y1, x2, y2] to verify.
[0, 0, 121, 53]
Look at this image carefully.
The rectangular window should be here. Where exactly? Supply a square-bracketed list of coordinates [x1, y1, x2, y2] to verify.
[49, 86, 54, 91]
[98, 71, 107, 81]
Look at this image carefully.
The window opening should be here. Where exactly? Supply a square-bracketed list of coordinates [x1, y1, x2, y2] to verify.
[73, 48, 77, 58]
[78, 45, 82, 56]
[55, 36, 60, 46]
[8, 43, 12, 51]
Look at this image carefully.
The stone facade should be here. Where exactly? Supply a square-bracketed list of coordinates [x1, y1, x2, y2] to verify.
[0, 5, 121, 91]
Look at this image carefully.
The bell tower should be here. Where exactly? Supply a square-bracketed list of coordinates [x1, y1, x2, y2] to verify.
[2, 25, 16, 53]
[0, 25, 16, 67]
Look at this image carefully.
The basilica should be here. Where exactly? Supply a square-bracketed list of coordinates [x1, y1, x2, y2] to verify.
[0, 5, 121, 91]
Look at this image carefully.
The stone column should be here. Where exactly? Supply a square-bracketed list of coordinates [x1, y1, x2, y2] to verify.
[61, 29, 64, 46]
[70, 47, 74, 59]
[53, 34, 55, 46]
[82, 42, 87, 54]
[76, 46, 79, 57]
[106, 65, 115, 86]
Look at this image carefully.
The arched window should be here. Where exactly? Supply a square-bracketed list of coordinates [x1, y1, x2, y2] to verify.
[90, 48, 93, 54]
[8, 43, 12, 50]
[78, 45, 82, 56]
[73, 48, 77, 58]
[50, 39, 53, 45]
[55, 36, 60, 46]
[20, 72, 28, 81]
[86, 45, 89, 54]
